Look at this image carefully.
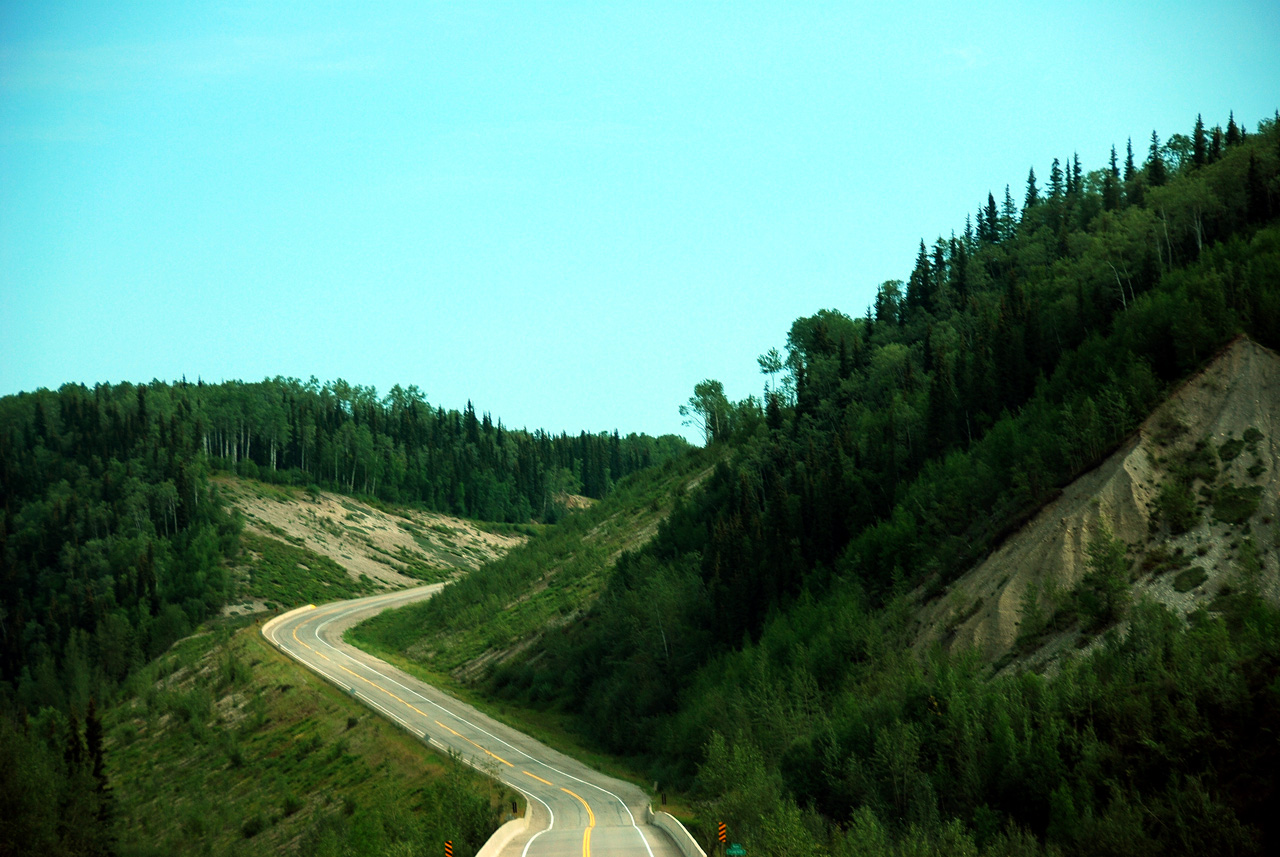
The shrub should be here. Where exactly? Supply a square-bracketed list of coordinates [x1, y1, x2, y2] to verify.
[1173, 567, 1208, 592]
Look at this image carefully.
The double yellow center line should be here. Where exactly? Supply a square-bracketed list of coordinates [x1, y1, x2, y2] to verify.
[288, 613, 597, 857]
[523, 772, 597, 857]
[288, 621, 514, 767]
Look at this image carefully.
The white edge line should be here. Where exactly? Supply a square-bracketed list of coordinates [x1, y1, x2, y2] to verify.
[288, 594, 648, 854]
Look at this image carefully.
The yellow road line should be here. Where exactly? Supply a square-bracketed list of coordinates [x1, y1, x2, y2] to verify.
[486, 750, 514, 767]
[523, 770, 553, 786]
[292, 618, 513, 768]
[560, 787, 596, 857]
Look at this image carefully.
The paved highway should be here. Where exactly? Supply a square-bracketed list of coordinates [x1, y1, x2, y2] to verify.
[263, 586, 686, 857]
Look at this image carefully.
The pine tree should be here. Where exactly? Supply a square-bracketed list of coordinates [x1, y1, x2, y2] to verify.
[1192, 113, 1207, 167]
[1124, 138, 1136, 181]
[1023, 166, 1039, 210]
[1103, 145, 1121, 211]
[1049, 158, 1064, 200]
[1146, 130, 1167, 187]
[931, 238, 948, 305]
[1209, 125, 1223, 163]
[1226, 110, 1240, 146]
[1001, 185, 1018, 240]
[1071, 153, 1083, 194]
[906, 240, 932, 313]
[984, 192, 999, 242]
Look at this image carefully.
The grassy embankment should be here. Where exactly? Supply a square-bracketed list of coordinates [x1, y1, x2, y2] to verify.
[107, 617, 513, 857]
[346, 448, 718, 811]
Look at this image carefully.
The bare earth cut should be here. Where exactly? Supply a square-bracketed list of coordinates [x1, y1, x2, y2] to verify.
[914, 337, 1280, 667]
[217, 477, 526, 592]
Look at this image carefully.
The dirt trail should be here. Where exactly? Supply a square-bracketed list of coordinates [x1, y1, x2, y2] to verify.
[914, 337, 1280, 664]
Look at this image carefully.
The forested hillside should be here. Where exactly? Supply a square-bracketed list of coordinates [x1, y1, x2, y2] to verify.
[0, 374, 682, 853]
[384, 111, 1280, 855]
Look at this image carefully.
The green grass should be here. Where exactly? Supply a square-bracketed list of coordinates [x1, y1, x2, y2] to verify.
[239, 531, 378, 607]
[342, 637, 676, 803]
[349, 448, 720, 676]
[108, 621, 511, 857]
[344, 449, 721, 800]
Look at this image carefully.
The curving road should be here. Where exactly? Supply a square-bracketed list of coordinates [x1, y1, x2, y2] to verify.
[262, 586, 685, 857]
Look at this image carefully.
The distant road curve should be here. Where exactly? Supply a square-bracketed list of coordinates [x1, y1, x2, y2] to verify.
[263, 586, 687, 857]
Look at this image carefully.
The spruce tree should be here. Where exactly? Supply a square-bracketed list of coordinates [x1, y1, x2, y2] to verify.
[1103, 145, 1121, 211]
[1226, 110, 1240, 146]
[1001, 185, 1018, 240]
[1210, 125, 1223, 163]
[1023, 166, 1039, 210]
[1049, 158, 1064, 199]
[984, 192, 1000, 242]
[1124, 138, 1136, 181]
[931, 238, 948, 304]
[1071, 153, 1083, 194]
[906, 240, 932, 313]
[1192, 113, 1207, 167]
[1147, 130, 1167, 187]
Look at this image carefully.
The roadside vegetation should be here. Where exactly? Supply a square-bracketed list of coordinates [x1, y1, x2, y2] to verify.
[352, 110, 1280, 856]
[122, 619, 502, 856]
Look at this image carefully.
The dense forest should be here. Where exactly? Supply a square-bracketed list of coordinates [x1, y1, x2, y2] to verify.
[415, 111, 1280, 854]
[0, 377, 684, 697]
[0, 376, 682, 852]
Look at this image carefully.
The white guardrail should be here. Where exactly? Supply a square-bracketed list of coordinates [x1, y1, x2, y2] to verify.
[475, 816, 531, 857]
[646, 806, 708, 857]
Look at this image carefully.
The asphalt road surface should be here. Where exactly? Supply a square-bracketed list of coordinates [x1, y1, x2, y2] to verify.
[263, 586, 686, 857]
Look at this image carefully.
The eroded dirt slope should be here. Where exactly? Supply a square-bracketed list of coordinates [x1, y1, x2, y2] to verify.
[915, 337, 1280, 665]
[217, 477, 525, 589]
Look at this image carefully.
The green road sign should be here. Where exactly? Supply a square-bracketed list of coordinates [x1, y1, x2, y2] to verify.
[726, 844, 746, 857]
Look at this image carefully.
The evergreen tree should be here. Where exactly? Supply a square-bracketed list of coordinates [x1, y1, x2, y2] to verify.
[1209, 125, 1224, 162]
[1146, 130, 1167, 186]
[931, 239, 948, 306]
[1001, 185, 1018, 240]
[906, 241, 932, 314]
[1226, 110, 1240, 146]
[1049, 158, 1064, 200]
[1071, 152, 1083, 194]
[1192, 113, 1207, 167]
[1103, 145, 1122, 211]
[1023, 166, 1039, 210]
[1124, 137, 1136, 181]
[983, 192, 1000, 242]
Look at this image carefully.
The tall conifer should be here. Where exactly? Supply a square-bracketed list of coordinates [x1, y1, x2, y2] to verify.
[1226, 110, 1240, 146]
[1147, 131, 1167, 187]
[1024, 167, 1039, 210]
[1103, 145, 1121, 211]
[1192, 114, 1207, 167]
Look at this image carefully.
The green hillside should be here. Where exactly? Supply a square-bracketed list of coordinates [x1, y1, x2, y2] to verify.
[350, 111, 1280, 856]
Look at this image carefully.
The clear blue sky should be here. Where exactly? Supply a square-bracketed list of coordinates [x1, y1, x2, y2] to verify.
[3, 2, 1277, 442]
